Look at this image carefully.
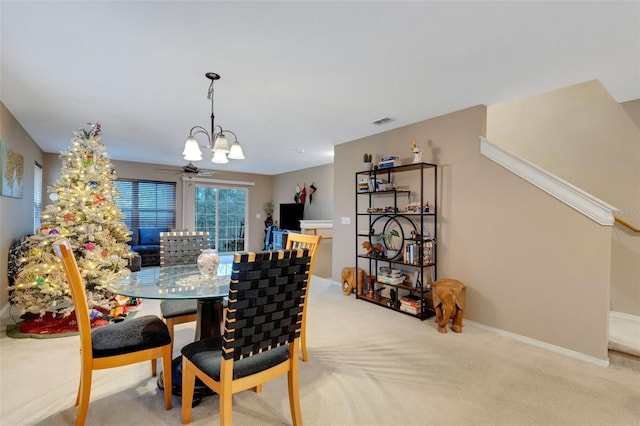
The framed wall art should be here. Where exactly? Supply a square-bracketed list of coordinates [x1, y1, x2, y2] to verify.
[0, 141, 24, 198]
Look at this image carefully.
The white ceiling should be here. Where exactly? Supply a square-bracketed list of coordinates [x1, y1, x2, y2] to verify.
[2, 1, 638, 175]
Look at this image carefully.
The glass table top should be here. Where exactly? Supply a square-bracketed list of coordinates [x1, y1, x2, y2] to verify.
[107, 261, 233, 300]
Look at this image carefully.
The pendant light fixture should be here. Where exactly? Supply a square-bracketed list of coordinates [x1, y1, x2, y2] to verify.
[182, 72, 245, 164]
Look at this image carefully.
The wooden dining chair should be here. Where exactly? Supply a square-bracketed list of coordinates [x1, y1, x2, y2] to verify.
[181, 248, 311, 426]
[52, 239, 172, 426]
[159, 231, 209, 348]
[286, 232, 322, 362]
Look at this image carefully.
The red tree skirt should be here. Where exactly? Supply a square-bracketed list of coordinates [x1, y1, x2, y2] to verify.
[18, 311, 110, 335]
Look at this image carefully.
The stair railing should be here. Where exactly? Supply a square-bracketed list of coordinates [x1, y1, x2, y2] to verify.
[615, 216, 640, 233]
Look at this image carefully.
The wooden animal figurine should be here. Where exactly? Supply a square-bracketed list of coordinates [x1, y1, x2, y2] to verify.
[362, 241, 383, 257]
[432, 279, 466, 333]
[341, 267, 365, 296]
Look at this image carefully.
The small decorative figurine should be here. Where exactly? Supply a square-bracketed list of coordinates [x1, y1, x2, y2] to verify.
[367, 275, 376, 297]
[362, 241, 384, 257]
[411, 140, 423, 163]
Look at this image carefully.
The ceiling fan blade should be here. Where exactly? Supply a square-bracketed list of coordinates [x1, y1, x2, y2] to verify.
[153, 163, 217, 177]
[154, 167, 182, 172]
[197, 170, 216, 176]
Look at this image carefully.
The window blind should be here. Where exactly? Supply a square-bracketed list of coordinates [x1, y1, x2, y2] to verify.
[114, 179, 176, 229]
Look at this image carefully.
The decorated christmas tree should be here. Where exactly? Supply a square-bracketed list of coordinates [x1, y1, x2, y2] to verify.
[12, 123, 131, 317]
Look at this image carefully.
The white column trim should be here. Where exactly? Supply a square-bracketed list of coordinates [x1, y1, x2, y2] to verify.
[479, 137, 618, 226]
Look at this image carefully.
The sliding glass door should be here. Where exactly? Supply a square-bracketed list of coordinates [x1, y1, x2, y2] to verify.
[194, 184, 247, 253]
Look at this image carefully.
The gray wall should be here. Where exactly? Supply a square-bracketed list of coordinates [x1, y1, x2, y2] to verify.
[0, 102, 44, 308]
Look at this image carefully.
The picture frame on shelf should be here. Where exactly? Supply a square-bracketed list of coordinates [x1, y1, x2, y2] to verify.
[411, 270, 420, 290]
[422, 224, 432, 239]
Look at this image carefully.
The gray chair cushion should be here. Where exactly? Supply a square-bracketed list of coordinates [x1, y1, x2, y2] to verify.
[161, 299, 228, 319]
[181, 336, 289, 380]
[91, 315, 171, 358]
[160, 299, 197, 319]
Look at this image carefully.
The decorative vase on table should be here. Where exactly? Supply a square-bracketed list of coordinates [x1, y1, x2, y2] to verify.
[197, 248, 220, 278]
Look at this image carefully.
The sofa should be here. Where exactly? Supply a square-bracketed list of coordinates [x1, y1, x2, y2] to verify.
[128, 227, 169, 267]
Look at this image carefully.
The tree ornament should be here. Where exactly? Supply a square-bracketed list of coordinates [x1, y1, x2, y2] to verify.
[83, 152, 94, 167]
[93, 193, 107, 205]
[85, 243, 95, 251]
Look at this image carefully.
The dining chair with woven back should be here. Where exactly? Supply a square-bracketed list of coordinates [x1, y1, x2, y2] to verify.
[159, 231, 209, 347]
[181, 248, 312, 425]
[285, 232, 322, 362]
[52, 238, 172, 426]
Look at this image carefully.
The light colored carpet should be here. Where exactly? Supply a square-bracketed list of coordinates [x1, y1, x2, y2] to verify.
[1, 276, 639, 426]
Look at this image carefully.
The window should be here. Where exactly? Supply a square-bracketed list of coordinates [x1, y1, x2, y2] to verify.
[34, 162, 42, 232]
[194, 185, 247, 252]
[114, 179, 176, 228]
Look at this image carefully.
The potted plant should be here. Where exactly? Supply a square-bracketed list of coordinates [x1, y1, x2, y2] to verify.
[379, 229, 400, 250]
[362, 153, 373, 171]
[263, 200, 274, 227]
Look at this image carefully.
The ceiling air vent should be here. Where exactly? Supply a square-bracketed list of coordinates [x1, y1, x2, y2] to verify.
[371, 117, 394, 126]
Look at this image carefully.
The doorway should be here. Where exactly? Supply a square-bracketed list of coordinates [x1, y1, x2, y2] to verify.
[192, 184, 247, 253]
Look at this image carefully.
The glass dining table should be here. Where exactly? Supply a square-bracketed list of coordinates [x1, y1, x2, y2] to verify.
[108, 261, 233, 339]
[106, 259, 234, 398]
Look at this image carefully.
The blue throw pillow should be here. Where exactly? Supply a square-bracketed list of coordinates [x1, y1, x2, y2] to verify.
[139, 227, 168, 245]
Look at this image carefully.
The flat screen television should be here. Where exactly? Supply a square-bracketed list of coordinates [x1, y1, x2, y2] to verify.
[279, 203, 304, 231]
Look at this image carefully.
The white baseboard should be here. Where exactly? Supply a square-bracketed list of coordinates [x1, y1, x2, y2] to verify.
[466, 319, 610, 367]
[610, 311, 640, 322]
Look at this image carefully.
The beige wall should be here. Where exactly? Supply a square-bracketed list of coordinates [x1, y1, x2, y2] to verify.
[271, 163, 334, 222]
[272, 163, 334, 277]
[486, 80, 639, 226]
[621, 99, 640, 130]
[41, 156, 273, 253]
[333, 105, 612, 360]
[0, 102, 44, 308]
[486, 80, 640, 316]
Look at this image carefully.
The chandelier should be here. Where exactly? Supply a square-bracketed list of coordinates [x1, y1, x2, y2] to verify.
[182, 72, 245, 164]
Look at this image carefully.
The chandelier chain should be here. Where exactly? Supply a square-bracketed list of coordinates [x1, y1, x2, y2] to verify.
[208, 80, 215, 121]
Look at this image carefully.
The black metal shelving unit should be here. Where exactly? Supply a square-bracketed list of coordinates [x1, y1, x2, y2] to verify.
[355, 162, 437, 320]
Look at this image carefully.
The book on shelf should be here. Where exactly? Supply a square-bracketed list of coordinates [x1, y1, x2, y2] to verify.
[400, 294, 422, 308]
[379, 161, 401, 168]
[378, 156, 401, 168]
[399, 304, 420, 315]
[376, 272, 405, 285]
[403, 241, 434, 265]
[404, 243, 419, 265]
[423, 241, 434, 265]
